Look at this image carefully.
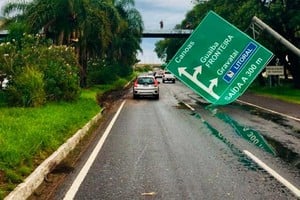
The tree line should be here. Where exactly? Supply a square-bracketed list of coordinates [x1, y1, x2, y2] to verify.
[155, 0, 300, 88]
[0, 0, 143, 106]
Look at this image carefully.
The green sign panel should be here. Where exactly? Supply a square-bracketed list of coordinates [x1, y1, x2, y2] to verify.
[166, 11, 273, 105]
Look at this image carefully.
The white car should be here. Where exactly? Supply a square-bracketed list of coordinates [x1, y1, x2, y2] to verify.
[162, 71, 175, 83]
[133, 75, 159, 99]
[154, 70, 164, 78]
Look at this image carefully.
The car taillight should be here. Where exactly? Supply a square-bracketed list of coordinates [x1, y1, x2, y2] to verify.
[134, 80, 138, 87]
[154, 79, 159, 87]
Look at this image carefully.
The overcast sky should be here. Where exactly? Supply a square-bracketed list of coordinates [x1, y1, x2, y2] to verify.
[0, 0, 194, 64]
[0, 1, 6, 14]
[135, 0, 194, 63]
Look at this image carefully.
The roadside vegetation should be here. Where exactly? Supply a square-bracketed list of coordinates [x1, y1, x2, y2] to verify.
[250, 81, 300, 104]
[0, 0, 143, 198]
[0, 75, 135, 198]
[0, 0, 298, 198]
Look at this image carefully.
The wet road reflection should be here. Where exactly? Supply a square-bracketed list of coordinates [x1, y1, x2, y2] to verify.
[190, 112, 260, 170]
[206, 105, 276, 155]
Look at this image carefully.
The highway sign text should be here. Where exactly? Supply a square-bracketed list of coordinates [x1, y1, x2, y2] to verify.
[167, 11, 273, 105]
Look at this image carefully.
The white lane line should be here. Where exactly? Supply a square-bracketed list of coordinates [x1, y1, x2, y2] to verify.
[237, 99, 300, 122]
[182, 102, 195, 111]
[182, 101, 300, 198]
[243, 150, 300, 198]
[64, 100, 126, 200]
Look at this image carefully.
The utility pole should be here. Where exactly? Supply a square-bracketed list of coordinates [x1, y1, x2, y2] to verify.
[251, 16, 300, 58]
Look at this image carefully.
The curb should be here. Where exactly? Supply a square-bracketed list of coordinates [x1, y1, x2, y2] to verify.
[4, 110, 104, 200]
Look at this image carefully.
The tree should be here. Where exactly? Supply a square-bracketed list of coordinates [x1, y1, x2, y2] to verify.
[155, 38, 186, 63]
[262, 0, 300, 88]
[155, 0, 300, 88]
[107, 0, 143, 76]
[3, 0, 122, 87]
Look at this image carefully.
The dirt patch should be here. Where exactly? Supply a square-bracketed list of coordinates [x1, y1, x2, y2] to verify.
[0, 170, 5, 183]
[97, 83, 132, 108]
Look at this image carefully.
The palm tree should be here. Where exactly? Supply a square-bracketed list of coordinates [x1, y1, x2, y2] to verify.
[3, 0, 122, 87]
[74, 0, 121, 86]
[107, 0, 143, 75]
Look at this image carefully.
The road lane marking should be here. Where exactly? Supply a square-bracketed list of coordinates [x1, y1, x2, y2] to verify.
[181, 101, 300, 198]
[237, 99, 300, 122]
[243, 150, 300, 198]
[182, 102, 195, 111]
[63, 100, 126, 200]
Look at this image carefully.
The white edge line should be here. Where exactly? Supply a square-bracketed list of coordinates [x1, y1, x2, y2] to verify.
[237, 99, 300, 122]
[63, 100, 126, 200]
[182, 102, 195, 111]
[4, 110, 104, 200]
[183, 100, 300, 197]
[243, 150, 300, 198]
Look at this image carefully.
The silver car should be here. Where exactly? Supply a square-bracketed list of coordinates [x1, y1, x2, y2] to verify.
[162, 71, 176, 83]
[133, 75, 159, 99]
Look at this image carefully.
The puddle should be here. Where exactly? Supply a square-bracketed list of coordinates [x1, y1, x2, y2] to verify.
[264, 136, 300, 169]
[188, 101, 300, 169]
[205, 105, 276, 156]
[190, 112, 259, 170]
[234, 103, 290, 128]
[175, 102, 190, 109]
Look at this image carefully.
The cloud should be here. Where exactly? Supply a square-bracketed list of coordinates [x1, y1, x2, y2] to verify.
[136, 0, 193, 30]
[136, 0, 192, 12]
[135, 0, 194, 63]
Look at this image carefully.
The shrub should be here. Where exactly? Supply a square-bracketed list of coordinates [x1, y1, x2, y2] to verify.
[87, 61, 118, 85]
[87, 60, 133, 86]
[114, 63, 133, 77]
[39, 46, 80, 101]
[112, 78, 128, 90]
[0, 190, 4, 199]
[0, 34, 81, 106]
[6, 67, 46, 107]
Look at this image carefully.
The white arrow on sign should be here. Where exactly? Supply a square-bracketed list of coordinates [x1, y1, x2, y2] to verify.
[178, 66, 220, 100]
[208, 78, 218, 92]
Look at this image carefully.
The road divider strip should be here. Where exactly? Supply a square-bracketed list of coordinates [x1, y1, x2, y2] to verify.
[243, 150, 300, 198]
[63, 100, 126, 200]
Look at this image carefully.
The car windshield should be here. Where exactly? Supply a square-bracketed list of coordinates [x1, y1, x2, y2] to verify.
[137, 77, 154, 84]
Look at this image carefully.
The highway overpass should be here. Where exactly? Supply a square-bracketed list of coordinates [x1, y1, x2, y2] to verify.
[142, 29, 193, 38]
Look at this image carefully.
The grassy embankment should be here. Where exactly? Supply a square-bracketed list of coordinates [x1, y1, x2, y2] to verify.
[0, 77, 133, 199]
[249, 82, 300, 104]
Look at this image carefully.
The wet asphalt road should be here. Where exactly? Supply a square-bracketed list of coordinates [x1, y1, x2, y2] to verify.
[55, 80, 300, 199]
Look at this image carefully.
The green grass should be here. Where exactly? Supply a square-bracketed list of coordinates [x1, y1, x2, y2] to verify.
[0, 75, 134, 197]
[249, 83, 300, 104]
[0, 89, 100, 178]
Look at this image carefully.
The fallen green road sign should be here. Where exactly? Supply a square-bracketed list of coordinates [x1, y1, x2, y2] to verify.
[166, 11, 273, 105]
